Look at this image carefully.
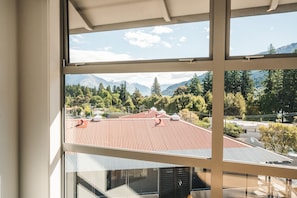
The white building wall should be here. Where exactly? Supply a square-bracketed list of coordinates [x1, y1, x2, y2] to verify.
[0, 0, 18, 197]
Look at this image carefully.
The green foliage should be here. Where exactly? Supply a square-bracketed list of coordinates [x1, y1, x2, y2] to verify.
[224, 92, 246, 118]
[259, 123, 297, 154]
[224, 123, 243, 138]
[179, 109, 199, 124]
[187, 73, 203, 96]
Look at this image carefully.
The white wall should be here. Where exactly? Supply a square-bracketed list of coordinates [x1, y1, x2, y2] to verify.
[0, 0, 18, 197]
[18, 0, 61, 198]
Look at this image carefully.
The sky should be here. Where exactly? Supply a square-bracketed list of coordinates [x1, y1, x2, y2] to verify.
[69, 11, 297, 87]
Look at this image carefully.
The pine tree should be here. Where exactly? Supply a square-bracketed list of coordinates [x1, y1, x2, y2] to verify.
[151, 77, 161, 96]
[203, 72, 212, 95]
[241, 71, 254, 100]
[187, 73, 203, 96]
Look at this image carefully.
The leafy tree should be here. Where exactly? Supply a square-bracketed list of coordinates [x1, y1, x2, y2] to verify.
[259, 123, 297, 154]
[131, 88, 144, 111]
[154, 96, 170, 112]
[90, 95, 105, 108]
[191, 95, 207, 115]
[173, 86, 188, 96]
[172, 94, 192, 111]
[123, 96, 135, 113]
[187, 73, 203, 96]
[204, 91, 213, 114]
[151, 77, 161, 96]
[224, 92, 246, 118]
[142, 94, 161, 110]
[179, 109, 199, 124]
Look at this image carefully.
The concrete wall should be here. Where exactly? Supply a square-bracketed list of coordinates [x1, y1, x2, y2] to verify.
[0, 0, 18, 197]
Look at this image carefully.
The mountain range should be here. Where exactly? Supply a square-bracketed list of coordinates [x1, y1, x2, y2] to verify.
[66, 43, 296, 96]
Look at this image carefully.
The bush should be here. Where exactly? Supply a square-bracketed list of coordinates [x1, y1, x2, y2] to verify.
[224, 123, 243, 138]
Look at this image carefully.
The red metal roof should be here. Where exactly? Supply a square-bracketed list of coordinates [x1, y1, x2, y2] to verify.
[66, 114, 249, 151]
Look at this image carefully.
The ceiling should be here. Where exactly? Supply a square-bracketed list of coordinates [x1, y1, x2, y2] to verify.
[68, 0, 297, 33]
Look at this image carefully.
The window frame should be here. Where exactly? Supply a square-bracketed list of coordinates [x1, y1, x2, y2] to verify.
[61, 0, 297, 197]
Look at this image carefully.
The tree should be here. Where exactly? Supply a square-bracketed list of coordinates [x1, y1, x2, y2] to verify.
[187, 73, 203, 96]
[119, 81, 129, 103]
[203, 72, 212, 95]
[281, 69, 297, 121]
[268, 43, 276, 54]
[224, 92, 246, 118]
[173, 86, 188, 96]
[259, 123, 297, 154]
[179, 109, 199, 124]
[260, 70, 283, 114]
[240, 71, 254, 100]
[131, 88, 144, 112]
[225, 71, 241, 94]
[151, 77, 161, 96]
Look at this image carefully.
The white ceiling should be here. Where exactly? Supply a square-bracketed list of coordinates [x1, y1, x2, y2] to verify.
[68, 0, 297, 33]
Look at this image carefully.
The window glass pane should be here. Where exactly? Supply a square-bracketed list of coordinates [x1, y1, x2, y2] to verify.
[223, 69, 297, 167]
[65, 152, 211, 198]
[69, 21, 210, 63]
[223, 172, 297, 197]
[229, 9, 297, 56]
[64, 72, 213, 159]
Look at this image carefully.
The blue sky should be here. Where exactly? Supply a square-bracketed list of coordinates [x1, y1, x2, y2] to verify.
[69, 11, 297, 87]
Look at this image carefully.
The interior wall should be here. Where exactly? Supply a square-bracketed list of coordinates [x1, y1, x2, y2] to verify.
[0, 0, 18, 198]
[18, 0, 51, 197]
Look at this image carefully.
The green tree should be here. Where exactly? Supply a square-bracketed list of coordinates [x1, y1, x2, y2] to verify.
[260, 70, 283, 114]
[204, 91, 213, 114]
[155, 96, 171, 112]
[225, 71, 241, 94]
[259, 123, 297, 154]
[119, 81, 129, 103]
[282, 69, 297, 121]
[151, 77, 161, 96]
[241, 71, 254, 100]
[187, 73, 203, 96]
[131, 88, 144, 111]
[203, 72, 213, 95]
[224, 92, 246, 118]
[191, 95, 207, 115]
[173, 86, 188, 96]
[268, 43, 276, 54]
[179, 109, 199, 124]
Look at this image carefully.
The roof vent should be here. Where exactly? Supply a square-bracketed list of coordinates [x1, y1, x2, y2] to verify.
[170, 113, 180, 121]
[159, 109, 166, 115]
[150, 107, 157, 111]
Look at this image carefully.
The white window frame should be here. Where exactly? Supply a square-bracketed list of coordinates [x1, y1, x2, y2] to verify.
[62, 0, 297, 197]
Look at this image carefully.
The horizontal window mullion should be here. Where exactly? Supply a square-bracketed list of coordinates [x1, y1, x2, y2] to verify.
[63, 143, 212, 169]
[223, 160, 297, 179]
[63, 60, 214, 74]
[225, 57, 297, 71]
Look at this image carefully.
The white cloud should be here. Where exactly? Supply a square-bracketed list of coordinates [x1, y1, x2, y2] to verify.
[152, 26, 173, 34]
[124, 31, 161, 48]
[179, 36, 187, 42]
[70, 35, 84, 44]
[161, 41, 172, 48]
[70, 49, 132, 63]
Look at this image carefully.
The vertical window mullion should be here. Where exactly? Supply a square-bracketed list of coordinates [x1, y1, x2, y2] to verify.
[211, 0, 228, 197]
